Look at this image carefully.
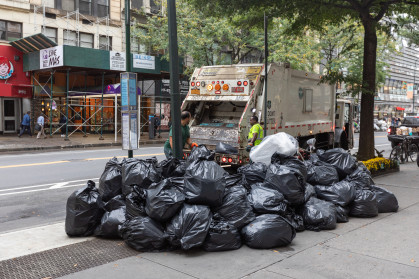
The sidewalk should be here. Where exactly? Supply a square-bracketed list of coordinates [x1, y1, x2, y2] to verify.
[0, 163, 418, 279]
[0, 131, 168, 153]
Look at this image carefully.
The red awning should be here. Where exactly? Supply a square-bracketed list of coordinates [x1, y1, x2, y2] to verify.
[0, 83, 32, 98]
[396, 107, 405, 111]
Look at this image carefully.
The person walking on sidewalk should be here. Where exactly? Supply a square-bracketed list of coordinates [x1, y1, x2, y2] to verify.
[36, 115, 47, 139]
[164, 111, 197, 159]
[18, 111, 32, 137]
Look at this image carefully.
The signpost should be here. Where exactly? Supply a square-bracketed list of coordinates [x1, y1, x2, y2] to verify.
[121, 72, 138, 151]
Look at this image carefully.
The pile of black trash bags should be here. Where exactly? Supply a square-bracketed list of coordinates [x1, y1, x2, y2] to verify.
[65, 146, 399, 252]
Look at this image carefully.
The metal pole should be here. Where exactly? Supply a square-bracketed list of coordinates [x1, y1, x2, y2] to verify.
[413, 59, 417, 114]
[125, 0, 133, 158]
[263, 13, 268, 136]
[100, 72, 104, 140]
[50, 71, 53, 137]
[65, 69, 70, 141]
[115, 92, 117, 142]
[158, 79, 162, 138]
[167, 0, 182, 159]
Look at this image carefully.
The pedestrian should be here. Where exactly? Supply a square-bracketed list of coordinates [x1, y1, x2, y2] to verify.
[164, 111, 197, 159]
[37, 114, 47, 139]
[246, 115, 264, 152]
[153, 114, 161, 136]
[18, 111, 32, 137]
[59, 114, 67, 137]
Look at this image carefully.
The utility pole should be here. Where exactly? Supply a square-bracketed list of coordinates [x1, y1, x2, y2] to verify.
[263, 13, 268, 136]
[125, 0, 133, 158]
[167, 0, 182, 159]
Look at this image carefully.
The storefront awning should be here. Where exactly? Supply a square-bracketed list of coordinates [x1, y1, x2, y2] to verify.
[0, 83, 32, 98]
[396, 107, 406, 111]
[10, 33, 57, 54]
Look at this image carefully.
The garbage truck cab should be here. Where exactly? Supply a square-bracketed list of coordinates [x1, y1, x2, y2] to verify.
[181, 63, 352, 166]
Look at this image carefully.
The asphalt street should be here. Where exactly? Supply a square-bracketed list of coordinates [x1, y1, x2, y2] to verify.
[0, 132, 391, 234]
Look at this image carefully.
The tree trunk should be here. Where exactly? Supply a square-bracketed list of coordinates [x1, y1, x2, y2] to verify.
[357, 19, 377, 161]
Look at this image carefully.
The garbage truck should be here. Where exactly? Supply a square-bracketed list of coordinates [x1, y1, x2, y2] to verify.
[181, 63, 354, 166]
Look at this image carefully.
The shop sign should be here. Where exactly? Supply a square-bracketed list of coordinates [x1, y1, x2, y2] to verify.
[0, 56, 14, 79]
[110, 51, 126, 71]
[40, 46, 64, 69]
[133, 54, 155, 70]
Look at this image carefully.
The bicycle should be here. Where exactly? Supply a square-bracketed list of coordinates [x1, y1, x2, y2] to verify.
[389, 136, 419, 163]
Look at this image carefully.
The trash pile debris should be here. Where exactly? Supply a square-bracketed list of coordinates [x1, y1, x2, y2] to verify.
[66, 142, 398, 252]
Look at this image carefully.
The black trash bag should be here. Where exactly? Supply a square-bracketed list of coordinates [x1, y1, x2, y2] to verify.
[225, 174, 243, 188]
[317, 148, 357, 179]
[284, 207, 305, 232]
[302, 197, 337, 231]
[314, 180, 356, 207]
[157, 157, 185, 179]
[335, 205, 350, 223]
[264, 164, 306, 206]
[170, 176, 185, 193]
[345, 166, 374, 190]
[104, 195, 126, 211]
[185, 145, 214, 167]
[184, 159, 226, 207]
[215, 142, 238, 155]
[349, 188, 378, 218]
[94, 206, 126, 238]
[119, 216, 167, 252]
[121, 158, 161, 196]
[304, 183, 317, 203]
[241, 214, 296, 249]
[214, 185, 255, 229]
[247, 183, 288, 215]
[370, 185, 398, 213]
[271, 153, 308, 183]
[203, 219, 242, 252]
[125, 186, 147, 220]
[98, 157, 122, 202]
[305, 161, 339, 186]
[65, 180, 105, 237]
[173, 160, 187, 177]
[145, 179, 185, 222]
[238, 162, 268, 188]
[166, 204, 212, 250]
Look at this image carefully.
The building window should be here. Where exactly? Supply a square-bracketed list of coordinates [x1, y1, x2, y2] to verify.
[97, 0, 109, 17]
[61, 0, 75, 11]
[63, 30, 78, 46]
[131, 0, 143, 10]
[99, 35, 112, 50]
[42, 27, 57, 43]
[63, 31, 94, 48]
[80, 33, 94, 48]
[80, 0, 92, 15]
[0, 21, 22, 41]
[150, 0, 161, 14]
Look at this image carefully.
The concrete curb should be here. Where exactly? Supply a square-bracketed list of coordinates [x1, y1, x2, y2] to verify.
[0, 140, 166, 153]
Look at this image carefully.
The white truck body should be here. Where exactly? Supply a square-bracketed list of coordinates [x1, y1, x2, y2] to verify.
[181, 63, 351, 165]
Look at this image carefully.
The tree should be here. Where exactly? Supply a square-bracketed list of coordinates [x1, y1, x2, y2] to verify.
[187, 0, 419, 161]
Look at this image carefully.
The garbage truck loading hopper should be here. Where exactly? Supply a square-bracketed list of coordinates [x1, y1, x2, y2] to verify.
[182, 64, 264, 152]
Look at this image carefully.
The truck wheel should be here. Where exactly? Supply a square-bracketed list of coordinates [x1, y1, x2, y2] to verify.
[340, 133, 349, 150]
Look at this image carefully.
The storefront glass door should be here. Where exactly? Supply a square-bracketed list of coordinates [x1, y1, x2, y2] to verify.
[3, 99, 17, 133]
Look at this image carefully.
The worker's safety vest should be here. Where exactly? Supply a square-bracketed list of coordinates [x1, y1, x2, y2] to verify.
[248, 123, 264, 146]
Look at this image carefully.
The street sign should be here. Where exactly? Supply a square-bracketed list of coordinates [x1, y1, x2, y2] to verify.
[121, 72, 138, 150]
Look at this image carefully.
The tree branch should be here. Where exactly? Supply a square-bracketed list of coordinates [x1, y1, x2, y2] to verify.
[309, 0, 357, 10]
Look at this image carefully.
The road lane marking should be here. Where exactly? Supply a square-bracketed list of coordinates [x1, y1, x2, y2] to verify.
[84, 153, 164, 161]
[0, 160, 70, 169]
[0, 179, 99, 197]
[0, 178, 97, 192]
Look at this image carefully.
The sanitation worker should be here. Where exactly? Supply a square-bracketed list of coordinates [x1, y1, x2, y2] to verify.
[164, 111, 198, 158]
[246, 115, 264, 152]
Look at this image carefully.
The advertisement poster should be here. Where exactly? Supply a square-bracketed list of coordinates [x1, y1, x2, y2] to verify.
[122, 113, 130, 150]
[155, 102, 171, 130]
[40, 46, 64, 69]
[130, 113, 138, 150]
[110, 51, 126, 71]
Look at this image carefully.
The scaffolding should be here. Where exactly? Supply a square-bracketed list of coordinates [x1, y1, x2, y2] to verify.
[32, 1, 121, 50]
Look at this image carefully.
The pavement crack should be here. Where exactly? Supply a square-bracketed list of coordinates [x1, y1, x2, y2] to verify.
[140, 256, 199, 278]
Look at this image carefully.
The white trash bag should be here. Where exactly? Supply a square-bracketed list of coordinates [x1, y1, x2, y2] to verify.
[250, 132, 298, 165]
